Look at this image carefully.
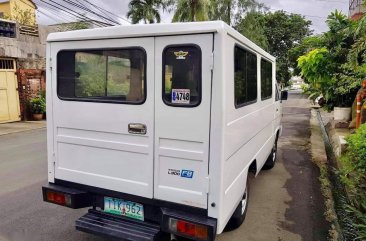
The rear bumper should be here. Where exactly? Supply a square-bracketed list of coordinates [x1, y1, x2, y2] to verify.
[43, 182, 217, 241]
[77, 209, 161, 241]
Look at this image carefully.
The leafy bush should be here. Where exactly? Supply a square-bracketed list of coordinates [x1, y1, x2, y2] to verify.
[345, 124, 366, 171]
[29, 97, 46, 114]
[340, 124, 366, 239]
[296, 10, 363, 109]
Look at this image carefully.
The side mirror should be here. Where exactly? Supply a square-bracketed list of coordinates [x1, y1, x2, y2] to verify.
[281, 90, 288, 100]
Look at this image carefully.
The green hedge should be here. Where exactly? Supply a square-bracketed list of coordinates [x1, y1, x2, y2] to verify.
[340, 124, 366, 240]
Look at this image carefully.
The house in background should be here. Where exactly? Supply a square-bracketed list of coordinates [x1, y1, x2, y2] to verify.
[0, 0, 50, 123]
[349, 0, 366, 20]
[0, 1, 108, 123]
[0, 0, 37, 25]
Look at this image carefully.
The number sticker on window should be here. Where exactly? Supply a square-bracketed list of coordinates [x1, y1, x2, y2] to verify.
[171, 89, 190, 104]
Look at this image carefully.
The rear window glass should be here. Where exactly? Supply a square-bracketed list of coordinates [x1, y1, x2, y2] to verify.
[162, 45, 201, 107]
[57, 48, 146, 104]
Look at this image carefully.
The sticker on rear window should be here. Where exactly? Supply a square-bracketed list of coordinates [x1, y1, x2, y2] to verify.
[174, 51, 188, 60]
[172, 89, 190, 104]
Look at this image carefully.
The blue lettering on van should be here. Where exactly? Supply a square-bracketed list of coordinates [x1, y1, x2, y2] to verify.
[181, 170, 194, 178]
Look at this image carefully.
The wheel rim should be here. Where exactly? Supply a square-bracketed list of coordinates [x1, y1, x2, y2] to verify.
[272, 142, 277, 162]
[241, 189, 247, 215]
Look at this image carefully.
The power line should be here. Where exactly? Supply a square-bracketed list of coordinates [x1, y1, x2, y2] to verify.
[19, 0, 37, 9]
[34, 0, 107, 27]
[36, 2, 79, 22]
[35, 0, 88, 24]
[73, 0, 120, 24]
[61, 0, 121, 25]
[37, 9, 61, 24]
[82, 0, 131, 24]
[48, 0, 111, 26]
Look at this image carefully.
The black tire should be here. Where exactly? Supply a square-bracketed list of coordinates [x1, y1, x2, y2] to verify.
[227, 175, 250, 229]
[262, 137, 278, 170]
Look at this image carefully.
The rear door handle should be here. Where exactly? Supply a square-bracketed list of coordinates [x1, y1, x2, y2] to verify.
[128, 123, 146, 135]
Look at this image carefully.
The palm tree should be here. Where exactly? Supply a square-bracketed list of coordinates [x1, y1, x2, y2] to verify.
[127, 0, 162, 24]
[172, 0, 209, 22]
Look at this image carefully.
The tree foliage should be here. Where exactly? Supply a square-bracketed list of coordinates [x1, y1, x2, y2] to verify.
[209, 0, 265, 25]
[234, 10, 268, 50]
[262, 11, 312, 84]
[56, 21, 90, 31]
[296, 10, 364, 108]
[172, 0, 209, 22]
[298, 48, 335, 102]
[127, 0, 164, 24]
[235, 10, 312, 85]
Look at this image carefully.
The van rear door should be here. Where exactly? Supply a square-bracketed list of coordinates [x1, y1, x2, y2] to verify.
[154, 34, 213, 209]
[51, 38, 155, 198]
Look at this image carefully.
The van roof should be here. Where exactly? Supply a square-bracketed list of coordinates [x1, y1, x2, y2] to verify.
[47, 21, 275, 61]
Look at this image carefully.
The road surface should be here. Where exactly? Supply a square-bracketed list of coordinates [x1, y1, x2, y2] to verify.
[0, 91, 328, 241]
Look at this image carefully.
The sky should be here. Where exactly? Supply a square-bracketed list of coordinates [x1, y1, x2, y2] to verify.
[34, 0, 350, 34]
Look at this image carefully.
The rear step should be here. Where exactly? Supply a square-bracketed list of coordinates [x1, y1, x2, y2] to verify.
[76, 209, 161, 241]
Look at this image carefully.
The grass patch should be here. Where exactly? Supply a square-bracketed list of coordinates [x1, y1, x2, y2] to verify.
[339, 124, 366, 240]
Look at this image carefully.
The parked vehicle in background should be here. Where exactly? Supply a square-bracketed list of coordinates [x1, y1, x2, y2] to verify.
[42, 21, 288, 241]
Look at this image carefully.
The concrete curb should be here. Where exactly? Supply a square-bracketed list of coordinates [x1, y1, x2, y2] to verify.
[310, 109, 341, 241]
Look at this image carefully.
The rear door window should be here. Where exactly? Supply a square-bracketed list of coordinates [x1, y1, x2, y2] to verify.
[57, 48, 146, 104]
[162, 45, 201, 107]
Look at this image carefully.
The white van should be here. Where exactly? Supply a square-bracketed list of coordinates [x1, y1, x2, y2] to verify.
[42, 21, 288, 241]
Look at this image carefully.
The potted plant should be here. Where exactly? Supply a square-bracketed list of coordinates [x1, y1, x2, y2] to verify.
[29, 97, 46, 121]
[332, 75, 360, 121]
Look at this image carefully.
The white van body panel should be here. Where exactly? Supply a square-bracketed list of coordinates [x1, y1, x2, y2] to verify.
[49, 38, 155, 198]
[154, 34, 213, 209]
[46, 21, 280, 236]
[207, 30, 277, 233]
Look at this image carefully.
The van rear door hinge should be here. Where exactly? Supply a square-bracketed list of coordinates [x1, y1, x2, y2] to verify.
[49, 58, 52, 71]
[209, 52, 214, 70]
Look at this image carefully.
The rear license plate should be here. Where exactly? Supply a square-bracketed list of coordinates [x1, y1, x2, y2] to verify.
[104, 197, 144, 221]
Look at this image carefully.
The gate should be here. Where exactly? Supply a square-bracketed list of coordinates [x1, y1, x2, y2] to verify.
[0, 58, 20, 123]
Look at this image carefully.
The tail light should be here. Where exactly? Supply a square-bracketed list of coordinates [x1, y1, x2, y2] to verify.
[42, 184, 92, 209]
[169, 218, 208, 241]
[45, 190, 72, 207]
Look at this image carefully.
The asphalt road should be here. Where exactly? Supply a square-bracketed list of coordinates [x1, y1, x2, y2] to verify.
[0, 91, 328, 241]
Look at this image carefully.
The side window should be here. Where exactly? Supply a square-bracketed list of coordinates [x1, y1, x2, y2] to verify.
[234, 46, 257, 108]
[57, 48, 146, 104]
[275, 84, 280, 101]
[261, 59, 273, 100]
[162, 45, 201, 107]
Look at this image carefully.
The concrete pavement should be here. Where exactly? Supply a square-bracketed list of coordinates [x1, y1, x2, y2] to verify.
[0, 121, 46, 136]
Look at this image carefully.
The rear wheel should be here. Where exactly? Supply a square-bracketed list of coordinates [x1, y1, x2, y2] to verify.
[263, 137, 278, 170]
[228, 175, 250, 229]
